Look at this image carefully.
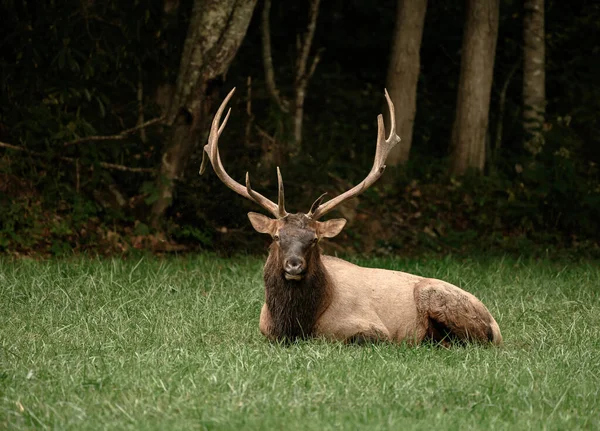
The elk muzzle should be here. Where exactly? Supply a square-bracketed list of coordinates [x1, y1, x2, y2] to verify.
[284, 256, 306, 280]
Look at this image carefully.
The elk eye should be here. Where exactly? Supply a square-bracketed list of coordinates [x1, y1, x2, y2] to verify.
[273, 234, 280, 241]
[312, 237, 318, 244]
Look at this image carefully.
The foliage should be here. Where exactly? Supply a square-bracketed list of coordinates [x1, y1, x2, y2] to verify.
[0, 0, 197, 254]
[0, 0, 599, 255]
[369, 149, 599, 257]
[1, 255, 600, 428]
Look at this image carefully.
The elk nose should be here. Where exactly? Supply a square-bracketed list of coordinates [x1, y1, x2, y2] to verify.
[284, 257, 305, 275]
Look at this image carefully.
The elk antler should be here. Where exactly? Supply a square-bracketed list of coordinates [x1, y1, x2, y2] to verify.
[307, 89, 400, 220]
[200, 88, 288, 218]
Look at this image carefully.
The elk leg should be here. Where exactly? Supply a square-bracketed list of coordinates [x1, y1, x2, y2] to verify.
[414, 280, 501, 345]
[259, 303, 275, 339]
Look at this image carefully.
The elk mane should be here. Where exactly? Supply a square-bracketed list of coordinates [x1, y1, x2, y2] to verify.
[263, 243, 331, 339]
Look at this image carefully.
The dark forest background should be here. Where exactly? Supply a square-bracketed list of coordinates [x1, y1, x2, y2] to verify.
[1, 0, 599, 257]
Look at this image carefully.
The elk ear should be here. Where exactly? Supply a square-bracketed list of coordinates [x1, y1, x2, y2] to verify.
[248, 212, 276, 235]
[318, 218, 347, 238]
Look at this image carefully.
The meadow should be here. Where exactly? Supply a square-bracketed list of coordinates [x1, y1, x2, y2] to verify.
[1, 254, 599, 430]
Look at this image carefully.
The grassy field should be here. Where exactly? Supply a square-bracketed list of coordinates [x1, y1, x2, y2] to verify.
[1, 254, 600, 430]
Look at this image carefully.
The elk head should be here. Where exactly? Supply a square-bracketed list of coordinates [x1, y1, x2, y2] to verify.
[247, 212, 346, 280]
[200, 88, 400, 281]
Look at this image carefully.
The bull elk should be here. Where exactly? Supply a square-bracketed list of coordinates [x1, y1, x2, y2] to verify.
[200, 88, 502, 346]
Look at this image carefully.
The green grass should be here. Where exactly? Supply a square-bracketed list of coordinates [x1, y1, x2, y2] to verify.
[1, 254, 600, 430]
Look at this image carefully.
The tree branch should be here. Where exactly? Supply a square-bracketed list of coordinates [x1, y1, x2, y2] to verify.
[63, 116, 164, 147]
[307, 47, 323, 82]
[255, 125, 276, 143]
[292, 0, 321, 148]
[296, 0, 320, 84]
[245, 76, 255, 148]
[137, 65, 148, 143]
[0, 141, 155, 173]
[494, 59, 520, 155]
[261, 0, 288, 112]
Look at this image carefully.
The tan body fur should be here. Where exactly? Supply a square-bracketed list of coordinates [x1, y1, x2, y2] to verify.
[259, 255, 502, 345]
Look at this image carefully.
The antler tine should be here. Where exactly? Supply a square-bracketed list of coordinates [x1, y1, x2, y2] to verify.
[217, 107, 231, 137]
[309, 89, 401, 220]
[199, 88, 235, 176]
[307, 193, 328, 217]
[276, 167, 288, 218]
[373, 89, 397, 168]
[200, 88, 283, 218]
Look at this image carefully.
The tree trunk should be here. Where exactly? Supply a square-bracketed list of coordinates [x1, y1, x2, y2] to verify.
[150, 0, 257, 227]
[450, 0, 499, 176]
[385, 0, 427, 166]
[154, 0, 181, 114]
[523, 0, 545, 155]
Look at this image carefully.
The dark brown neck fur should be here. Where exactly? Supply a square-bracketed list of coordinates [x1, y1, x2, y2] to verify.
[263, 245, 331, 340]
